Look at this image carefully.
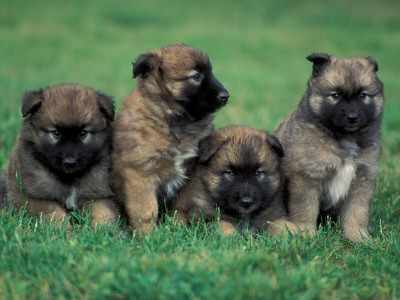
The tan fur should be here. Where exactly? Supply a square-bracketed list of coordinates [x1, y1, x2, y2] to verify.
[0, 83, 119, 228]
[111, 44, 229, 232]
[274, 54, 384, 243]
[173, 126, 293, 236]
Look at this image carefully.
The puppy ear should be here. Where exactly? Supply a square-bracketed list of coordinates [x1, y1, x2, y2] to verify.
[97, 92, 115, 121]
[198, 134, 225, 163]
[132, 52, 160, 79]
[266, 134, 284, 158]
[306, 53, 331, 77]
[366, 57, 379, 72]
[21, 89, 44, 117]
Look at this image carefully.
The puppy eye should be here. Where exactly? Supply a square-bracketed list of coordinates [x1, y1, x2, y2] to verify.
[255, 171, 265, 179]
[359, 92, 367, 100]
[331, 93, 340, 100]
[191, 73, 201, 81]
[52, 130, 61, 139]
[80, 130, 88, 138]
[224, 171, 235, 178]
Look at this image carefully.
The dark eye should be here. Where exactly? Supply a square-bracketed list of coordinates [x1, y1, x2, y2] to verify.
[331, 93, 340, 100]
[224, 171, 235, 178]
[359, 92, 367, 99]
[192, 73, 201, 81]
[255, 171, 264, 179]
[52, 130, 61, 139]
[80, 130, 88, 138]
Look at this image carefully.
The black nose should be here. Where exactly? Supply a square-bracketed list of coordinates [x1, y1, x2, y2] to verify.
[346, 112, 359, 124]
[63, 157, 77, 168]
[239, 196, 253, 208]
[217, 90, 230, 103]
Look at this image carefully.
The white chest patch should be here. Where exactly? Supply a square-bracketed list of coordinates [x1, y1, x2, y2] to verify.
[65, 188, 78, 210]
[325, 162, 356, 208]
[164, 149, 197, 198]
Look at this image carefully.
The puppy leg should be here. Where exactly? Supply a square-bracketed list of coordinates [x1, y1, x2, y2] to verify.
[26, 198, 71, 229]
[123, 169, 159, 233]
[90, 199, 120, 226]
[340, 175, 375, 243]
[287, 176, 320, 236]
[265, 218, 297, 235]
[219, 220, 236, 236]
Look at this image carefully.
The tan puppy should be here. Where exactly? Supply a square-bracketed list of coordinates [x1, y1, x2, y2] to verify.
[274, 54, 384, 243]
[173, 126, 292, 236]
[0, 83, 119, 227]
[111, 44, 229, 232]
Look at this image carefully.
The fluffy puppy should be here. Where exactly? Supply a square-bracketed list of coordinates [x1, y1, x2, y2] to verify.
[274, 54, 384, 243]
[111, 44, 229, 232]
[0, 83, 119, 227]
[173, 125, 292, 235]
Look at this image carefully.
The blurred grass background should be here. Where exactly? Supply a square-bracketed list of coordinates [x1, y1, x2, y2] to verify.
[1, 0, 399, 163]
[1, 0, 399, 298]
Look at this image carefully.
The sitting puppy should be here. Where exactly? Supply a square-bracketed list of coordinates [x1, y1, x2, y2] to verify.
[0, 83, 119, 228]
[274, 54, 384, 243]
[111, 44, 229, 232]
[173, 125, 292, 235]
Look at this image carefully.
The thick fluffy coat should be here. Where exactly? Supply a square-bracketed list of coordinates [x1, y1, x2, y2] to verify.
[0, 83, 119, 227]
[173, 126, 292, 235]
[111, 44, 229, 231]
[274, 54, 384, 243]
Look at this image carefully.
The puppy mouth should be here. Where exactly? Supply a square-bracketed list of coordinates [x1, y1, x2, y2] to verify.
[236, 205, 259, 215]
[342, 124, 361, 133]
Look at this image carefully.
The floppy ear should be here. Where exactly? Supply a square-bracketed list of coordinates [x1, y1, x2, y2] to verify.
[266, 134, 284, 158]
[366, 56, 379, 72]
[21, 89, 44, 117]
[132, 52, 160, 79]
[198, 134, 225, 163]
[306, 53, 331, 77]
[97, 92, 115, 121]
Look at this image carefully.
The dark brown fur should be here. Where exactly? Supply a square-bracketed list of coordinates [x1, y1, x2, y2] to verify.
[173, 126, 293, 235]
[0, 83, 119, 228]
[274, 54, 384, 243]
[111, 44, 229, 232]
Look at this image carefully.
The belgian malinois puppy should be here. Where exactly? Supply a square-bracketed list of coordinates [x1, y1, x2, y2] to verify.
[111, 44, 229, 232]
[173, 126, 292, 236]
[0, 83, 119, 228]
[274, 54, 384, 243]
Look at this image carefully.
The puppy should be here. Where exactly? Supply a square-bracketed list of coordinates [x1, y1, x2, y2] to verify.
[173, 126, 292, 236]
[111, 44, 229, 232]
[274, 54, 384, 243]
[0, 83, 119, 227]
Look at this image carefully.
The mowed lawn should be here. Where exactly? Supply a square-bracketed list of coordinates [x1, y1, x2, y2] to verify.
[1, 0, 400, 299]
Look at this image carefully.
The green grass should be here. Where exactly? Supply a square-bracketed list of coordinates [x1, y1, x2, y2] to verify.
[1, 0, 400, 299]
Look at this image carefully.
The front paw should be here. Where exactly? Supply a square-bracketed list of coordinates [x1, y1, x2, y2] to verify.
[285, 222, 317, 237]
[343, 227, 372, 244]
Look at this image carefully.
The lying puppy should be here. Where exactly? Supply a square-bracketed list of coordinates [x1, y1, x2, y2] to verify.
[173, 125, 292, 235]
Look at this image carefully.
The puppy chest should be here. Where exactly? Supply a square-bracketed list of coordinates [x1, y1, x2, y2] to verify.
[162, 149, 197, 199]
[323, 162, 356, 209]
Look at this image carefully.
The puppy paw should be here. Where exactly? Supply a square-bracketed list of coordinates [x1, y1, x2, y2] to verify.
[344, 227, 372, 244]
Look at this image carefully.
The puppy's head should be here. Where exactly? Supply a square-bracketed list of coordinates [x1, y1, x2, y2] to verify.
[133, 43, 229, 119]
[21, 83, 115, 180]
[198, 126, 284, 216]
[305, 53, 384, 134]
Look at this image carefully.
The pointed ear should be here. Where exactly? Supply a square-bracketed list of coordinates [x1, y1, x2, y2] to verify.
[306, 53, 331, 77]
[366, 57, 379, 72]
[21, 89, 44, 117]
[132, 52, 160, 79]
[266, 134, 284, 158]
[198, 134, 225, 163]
[96, 92, 115, 121]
